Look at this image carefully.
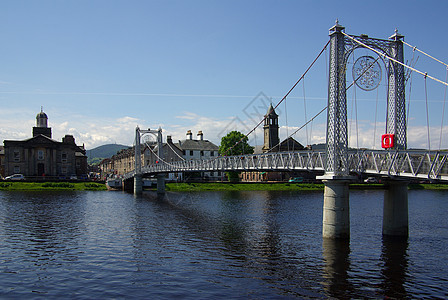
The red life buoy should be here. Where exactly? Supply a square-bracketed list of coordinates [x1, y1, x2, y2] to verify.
[381, 134, 394, 149]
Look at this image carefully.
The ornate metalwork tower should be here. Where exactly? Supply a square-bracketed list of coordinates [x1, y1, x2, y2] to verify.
[387, 30, 406, 149]
[326, 21, 348, 177]
[325, 21, 407, 176]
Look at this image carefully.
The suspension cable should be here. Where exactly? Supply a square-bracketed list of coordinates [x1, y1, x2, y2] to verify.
[424, 74, 431, 150]
[402, 40, 448, 68]
[373, 85, 379, 149]
[166, 141, 186, 161]
[222, 39, 331, 156]
[284, 95, 289, 152]
[354, 79, 359, 149]
[266, 52, 382, 152]
[342, 32, 448, 87]
[303, 77, 309, 146]
[406, 48, 417, 130]
[440, 68, 448, 150]
[265, 106, 328, 152]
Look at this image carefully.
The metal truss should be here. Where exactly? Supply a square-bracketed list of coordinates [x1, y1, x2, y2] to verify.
[123, 150, 448, 182]
[348, 149, 448, 181]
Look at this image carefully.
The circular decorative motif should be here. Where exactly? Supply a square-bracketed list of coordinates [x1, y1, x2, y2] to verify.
[352, 56, 382, 91]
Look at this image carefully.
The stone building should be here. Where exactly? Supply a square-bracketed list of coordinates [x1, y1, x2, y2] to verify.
[102, 130, 221, 181]
[241, 105, 306, 182]
[3, 110, 87, 179]
[171, 130, 221, 181]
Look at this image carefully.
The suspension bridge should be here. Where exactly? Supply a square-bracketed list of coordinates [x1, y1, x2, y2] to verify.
[123, 21, 448, 239]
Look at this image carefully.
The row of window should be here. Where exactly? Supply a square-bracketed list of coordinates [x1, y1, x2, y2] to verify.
[12, 150, 68, 162]
[12, 166, 74, 175]
[182, 150, 216, 157]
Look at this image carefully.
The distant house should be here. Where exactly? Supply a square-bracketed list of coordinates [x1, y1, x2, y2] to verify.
[3, 110, 87, 179]
[171, 130, 220, 181]
[104, 130, 221, 182]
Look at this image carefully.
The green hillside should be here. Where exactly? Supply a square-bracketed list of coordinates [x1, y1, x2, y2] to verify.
[86, 144, 129, 165]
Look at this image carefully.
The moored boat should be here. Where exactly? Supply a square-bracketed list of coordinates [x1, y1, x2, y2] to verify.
[106, 178, 122, 190]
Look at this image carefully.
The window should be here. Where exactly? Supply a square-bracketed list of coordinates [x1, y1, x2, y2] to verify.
[62, 167, 67, 174]
[38, 150, 44, 160]
[200, 151, 204, 156]
[14, 166, 20, 173]
[62, 152, 67, 163]
[190, 150, 193, 156]
[13, 150, 20, 162]
[210, 151, 214, 157]
[182, 150, 186, 156]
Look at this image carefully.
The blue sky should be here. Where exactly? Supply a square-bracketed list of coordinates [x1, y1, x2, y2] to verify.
[1, 0, 447, 150]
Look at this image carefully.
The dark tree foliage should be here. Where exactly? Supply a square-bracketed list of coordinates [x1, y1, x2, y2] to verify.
[219, 131, 254, 156]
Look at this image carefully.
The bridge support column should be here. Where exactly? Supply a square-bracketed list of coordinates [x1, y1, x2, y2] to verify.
[157, 174, 165, 194]
[134, 174, 143, 195]
[383, 180, 409, 237]
[322, 180, 350, 239]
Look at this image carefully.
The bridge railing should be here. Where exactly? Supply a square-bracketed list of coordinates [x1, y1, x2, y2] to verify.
[348, 149, 448, 180]
[122, 149, 448, 181]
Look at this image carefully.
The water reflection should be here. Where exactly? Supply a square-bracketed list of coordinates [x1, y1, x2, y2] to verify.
[322, 238, 353, 298]
[133, 190, 323, 298]
[381, 236, 409, 299]
[3, 192, 86, 262]
[0, 192, 87, 294]
[0, 189, 445, 298]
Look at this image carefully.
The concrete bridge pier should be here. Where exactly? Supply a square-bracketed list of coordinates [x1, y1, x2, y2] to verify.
[383, 180, 409, 237]
[157, 174, 165, 194]
[134, 174, 143, 195]
[322, 179, 350, 239]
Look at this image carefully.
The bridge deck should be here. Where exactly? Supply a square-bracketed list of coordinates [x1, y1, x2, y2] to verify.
[123, 150, 448, 182]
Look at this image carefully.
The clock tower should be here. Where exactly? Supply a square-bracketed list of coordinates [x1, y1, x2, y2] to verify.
[262, 104, 279, 153]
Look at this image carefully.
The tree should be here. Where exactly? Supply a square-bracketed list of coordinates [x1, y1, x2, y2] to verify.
[219, 131, 254, 182]
[219, 131, 254, 156]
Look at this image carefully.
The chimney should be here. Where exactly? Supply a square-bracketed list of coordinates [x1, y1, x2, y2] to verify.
[167, 135, 172, 144]
[186, 130, 192, 140]
[197, 130, 203, 140]
[62, 135, 75, 144]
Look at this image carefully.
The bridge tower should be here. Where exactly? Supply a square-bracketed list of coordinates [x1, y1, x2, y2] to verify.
[321, 21, 408, 239]
[134, 127, 165, 195]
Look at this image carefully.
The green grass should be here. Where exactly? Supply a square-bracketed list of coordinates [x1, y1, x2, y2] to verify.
[408, 183, 448, 190]
[0, 182, 107, 191]
[0, 181, 445, 192]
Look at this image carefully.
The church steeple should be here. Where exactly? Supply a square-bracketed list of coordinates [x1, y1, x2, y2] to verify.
[262, 104, 279, 152]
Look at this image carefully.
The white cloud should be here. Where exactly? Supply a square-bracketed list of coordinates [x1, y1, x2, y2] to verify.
[1, 108, 446, 152]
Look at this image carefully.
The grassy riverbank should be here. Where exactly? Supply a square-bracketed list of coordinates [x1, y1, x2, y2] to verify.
[0, 181, 446, 192]
[0, 182, 107, 191]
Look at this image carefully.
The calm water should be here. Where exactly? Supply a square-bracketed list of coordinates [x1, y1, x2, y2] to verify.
[0, 189, 447, 299]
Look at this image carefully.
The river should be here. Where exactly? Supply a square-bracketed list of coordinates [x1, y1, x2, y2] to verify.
[0, 189, 447, 299]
